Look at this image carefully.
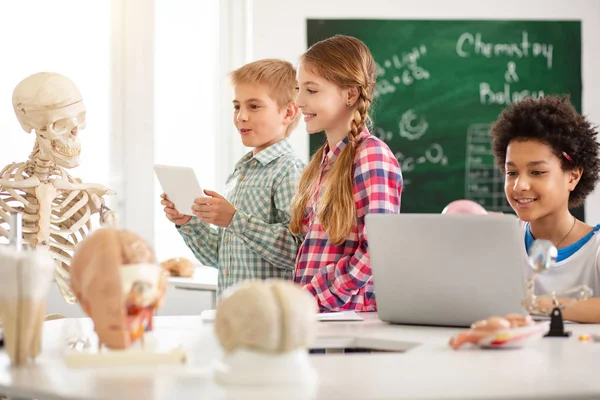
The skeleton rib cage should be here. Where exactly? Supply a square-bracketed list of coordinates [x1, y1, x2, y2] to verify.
[0, 162, 93, 303]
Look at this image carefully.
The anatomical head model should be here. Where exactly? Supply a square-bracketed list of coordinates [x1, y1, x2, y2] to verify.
[70, 228, 167, 349]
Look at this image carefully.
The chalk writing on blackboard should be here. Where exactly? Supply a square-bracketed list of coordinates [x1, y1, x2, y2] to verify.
[479, 62, 545, 106]
[456, 31, 554, 106]
[374, 45, 430, 99]
[455, 31, 554, 69]
[399, 110, 429, 141]
[374, 110, 429, 142]
[396, 143, 448, 185]
[464, 124, 512, 211]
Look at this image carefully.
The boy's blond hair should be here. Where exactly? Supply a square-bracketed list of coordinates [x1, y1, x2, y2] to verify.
[230, 59, 300, 137]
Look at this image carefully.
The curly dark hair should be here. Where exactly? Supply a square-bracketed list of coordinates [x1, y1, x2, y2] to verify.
[491, 95, 600, 208]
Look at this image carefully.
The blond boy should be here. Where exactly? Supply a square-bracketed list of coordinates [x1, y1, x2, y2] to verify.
[161, 59, 304, 296]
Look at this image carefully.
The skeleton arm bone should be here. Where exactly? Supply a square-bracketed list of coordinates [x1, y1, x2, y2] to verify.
[89, 193, 117, 227]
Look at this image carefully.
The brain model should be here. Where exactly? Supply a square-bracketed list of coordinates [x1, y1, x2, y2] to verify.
[215, 280, 317, 354]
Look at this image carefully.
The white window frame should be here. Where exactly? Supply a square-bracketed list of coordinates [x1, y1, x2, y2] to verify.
[111, 0, 252, 249]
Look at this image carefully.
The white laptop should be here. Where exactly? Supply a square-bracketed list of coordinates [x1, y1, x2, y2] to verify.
[365, 213, 526, 327]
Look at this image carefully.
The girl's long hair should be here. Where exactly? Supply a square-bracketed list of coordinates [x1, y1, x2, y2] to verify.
[290, 35, 376, 245]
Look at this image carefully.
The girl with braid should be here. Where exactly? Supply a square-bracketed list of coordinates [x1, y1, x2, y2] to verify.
[292, 35, 403, 312]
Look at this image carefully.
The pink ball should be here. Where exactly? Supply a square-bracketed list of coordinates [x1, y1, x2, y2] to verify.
[442, 200, 488, 215]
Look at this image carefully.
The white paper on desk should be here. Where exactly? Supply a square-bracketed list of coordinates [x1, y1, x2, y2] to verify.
[200, 309, 364, 323]
[317, 311, 364, 322]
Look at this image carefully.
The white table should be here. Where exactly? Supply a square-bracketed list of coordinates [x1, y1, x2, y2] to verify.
[167, 266, 218, 308]
[157, 266, 218, 316]
[1, 313, 599, 399]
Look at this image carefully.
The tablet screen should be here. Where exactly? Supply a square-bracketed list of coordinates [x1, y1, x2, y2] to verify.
[154, 165, 204, 216]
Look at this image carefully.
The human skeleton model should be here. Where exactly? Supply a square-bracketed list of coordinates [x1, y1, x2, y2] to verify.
[522, 239, 592, 315]
[0, 72, 116, 303]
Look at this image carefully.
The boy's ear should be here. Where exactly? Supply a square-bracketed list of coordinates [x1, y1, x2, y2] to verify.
[568, 167, 584, 191]
[283, 101, 299, 125]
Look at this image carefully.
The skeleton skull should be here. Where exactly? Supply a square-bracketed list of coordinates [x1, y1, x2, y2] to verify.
[12, 72, 85, 169]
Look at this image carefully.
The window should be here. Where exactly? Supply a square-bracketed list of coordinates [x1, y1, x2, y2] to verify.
[153, 0, 220, 262]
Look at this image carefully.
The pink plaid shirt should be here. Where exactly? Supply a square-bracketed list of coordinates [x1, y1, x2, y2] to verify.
[294, 129, 402, 312]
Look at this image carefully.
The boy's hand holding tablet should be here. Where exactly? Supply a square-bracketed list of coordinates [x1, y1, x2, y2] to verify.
[192, 190, 236, 227]
[161, 194, 193, 226]
[155, 164, 235, 227]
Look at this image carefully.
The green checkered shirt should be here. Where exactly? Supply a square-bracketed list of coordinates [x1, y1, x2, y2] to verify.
[177, 138, 304, 297]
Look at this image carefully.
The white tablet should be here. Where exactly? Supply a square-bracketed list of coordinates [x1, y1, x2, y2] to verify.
[154, 164, 204, 216]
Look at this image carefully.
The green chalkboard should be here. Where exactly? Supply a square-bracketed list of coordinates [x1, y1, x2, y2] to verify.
[307, 19, 583, 218]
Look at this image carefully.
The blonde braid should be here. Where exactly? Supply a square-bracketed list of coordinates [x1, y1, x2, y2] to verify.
[349, 88, 371, 141]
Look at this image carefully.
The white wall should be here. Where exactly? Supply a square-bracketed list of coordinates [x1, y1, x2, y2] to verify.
[248, 0, 600, 223]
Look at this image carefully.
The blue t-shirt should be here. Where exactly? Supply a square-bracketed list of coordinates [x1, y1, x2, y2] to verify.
[525, 223, 600, 262]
